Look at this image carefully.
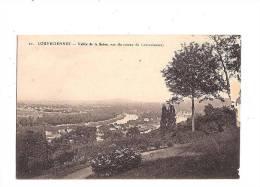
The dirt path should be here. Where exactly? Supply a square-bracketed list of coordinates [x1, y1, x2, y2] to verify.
[142, 144, 201, 162]
[63, 166, 93, 179]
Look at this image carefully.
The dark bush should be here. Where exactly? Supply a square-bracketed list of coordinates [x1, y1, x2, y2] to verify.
[91, 148, 141, 177]
[153, 141, 162, 149]
[126, 127, 140, 137]
[167, 142, 173, 147]
[185, 104, 237, 134]
[16, 129, 51, 178]
[54, 151, 75, 165]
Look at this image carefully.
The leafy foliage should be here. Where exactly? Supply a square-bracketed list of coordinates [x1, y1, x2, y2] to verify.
[162, 42, 226, 131]
[126, 127, 140, 137]
[210, 35, 241, 81]
[210, 35, 241, 99]
[186, 104, 237, 134]
[160, 103, 176, 129]
[162, 42, 226, 102]
[16, 130, 51, 178]
[91, 148, 141, 177]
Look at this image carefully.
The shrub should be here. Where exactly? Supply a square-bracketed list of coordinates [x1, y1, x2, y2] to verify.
[167, 142, 173, 147]
[16, 129, 50, 178]
[126, 127, 140, 137]
[153, 141, 162, 149]
[185, 105, 237, 134]
[91, 148, 141, 177]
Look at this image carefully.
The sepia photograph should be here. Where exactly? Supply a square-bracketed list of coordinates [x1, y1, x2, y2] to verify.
[16, 35, 240, 179]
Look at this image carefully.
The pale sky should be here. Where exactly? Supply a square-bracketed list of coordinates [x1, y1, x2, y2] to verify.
[17, 35, 240, 103]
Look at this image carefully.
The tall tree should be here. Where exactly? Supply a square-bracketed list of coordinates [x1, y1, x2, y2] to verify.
[167, 103, 176, 127]
[162, 42, 225, 132]
[166, 97, 177, 127]
[160, 104, 167, 129]
[210, 35, 241, 99]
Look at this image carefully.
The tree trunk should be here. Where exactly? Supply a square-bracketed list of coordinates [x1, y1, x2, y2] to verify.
[218, 50, 231, 99]
[191, 95, 195, 132]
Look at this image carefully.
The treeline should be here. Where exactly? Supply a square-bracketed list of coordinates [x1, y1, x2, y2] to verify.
[17, 109, 118, 127]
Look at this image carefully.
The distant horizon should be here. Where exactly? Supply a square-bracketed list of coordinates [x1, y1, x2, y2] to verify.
[17, 98, 162, 103]
[17, 96, 232, 105]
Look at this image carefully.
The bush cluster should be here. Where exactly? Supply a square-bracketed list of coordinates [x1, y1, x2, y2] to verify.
[91, 148, 141, 177]
[185, 104, 237, 134]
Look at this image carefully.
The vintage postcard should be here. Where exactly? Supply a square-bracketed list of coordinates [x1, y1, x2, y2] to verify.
[16, 35, 240, 179]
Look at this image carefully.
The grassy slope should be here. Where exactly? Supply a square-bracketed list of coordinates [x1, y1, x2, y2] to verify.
[111, 153, 239, 179]
[94, 127, 240, 179]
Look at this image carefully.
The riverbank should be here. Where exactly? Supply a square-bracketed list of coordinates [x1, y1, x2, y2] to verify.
[84, 113, 126, 127]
